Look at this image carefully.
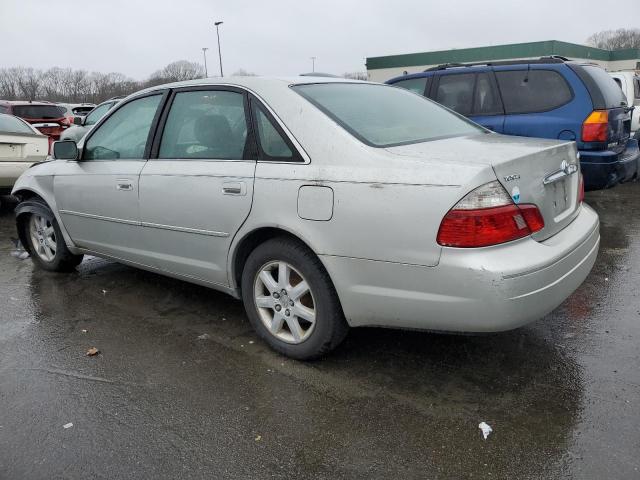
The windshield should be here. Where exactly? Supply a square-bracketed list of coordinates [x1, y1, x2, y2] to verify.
[12, 104, 66, 119]
[293, 83, 483, 147]
[0, 114, 36, 134]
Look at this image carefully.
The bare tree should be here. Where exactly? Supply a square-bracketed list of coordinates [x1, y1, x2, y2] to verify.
[0, 67, 20, 99]
[0, 60, 205, 103]
[587, 28, 640, 50]
[343, 72, 368, 80]
[232, 69, 257, 76]
[41, 67, 65, 100]
[150, 60, 205, 84]
[15, 68, 42, 100]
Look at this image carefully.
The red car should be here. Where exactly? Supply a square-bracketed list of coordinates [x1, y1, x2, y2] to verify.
[0, 100, 70, 151]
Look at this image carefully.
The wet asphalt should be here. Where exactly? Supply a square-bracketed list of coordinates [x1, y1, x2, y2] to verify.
[0, 184, 639, 480]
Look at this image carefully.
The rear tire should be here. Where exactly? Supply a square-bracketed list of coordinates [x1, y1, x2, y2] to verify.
[241, 237, 348, 360]
[19, 199, 83, 272]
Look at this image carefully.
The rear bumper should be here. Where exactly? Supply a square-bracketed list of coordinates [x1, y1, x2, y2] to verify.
[580, 139, 640, 190]
[322, 204, 599, 332]
[0, 162, 32, 190]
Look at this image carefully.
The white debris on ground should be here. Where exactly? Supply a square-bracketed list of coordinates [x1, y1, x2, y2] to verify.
[197, 333, 210, 340]
[9, 238, 29, 259]
[63, 423, 73, 429]
[479, 421, 493, 440]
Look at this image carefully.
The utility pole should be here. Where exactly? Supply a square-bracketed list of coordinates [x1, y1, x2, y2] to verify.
[310, 56, 316, 72]
[214, 21, 224, 77]
[202, 47, 209, 77]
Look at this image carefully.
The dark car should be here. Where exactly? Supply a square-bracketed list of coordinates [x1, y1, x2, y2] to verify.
[0, 101, 70, 150]
[387, 57, 639, 190]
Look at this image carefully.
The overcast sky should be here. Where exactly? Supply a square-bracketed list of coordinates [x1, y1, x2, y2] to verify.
[1, 0, 638, 79]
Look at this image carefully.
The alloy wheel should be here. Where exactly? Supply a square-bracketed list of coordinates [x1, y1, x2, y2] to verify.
[253, 261, 316, 344]
[29, 214, 57, 262]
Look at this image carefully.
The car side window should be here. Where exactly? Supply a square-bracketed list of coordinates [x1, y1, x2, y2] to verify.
[0, 105, 8, 114]
[634, 78, 640, 100]
[84, 95, 162, 160]
[84, 102, 113, 126]
[391, 77, 429, 96]
[435, 73, 475, 115]
[495, 70, 573, 114]
[252, 101, 299, 162]
[473, 73, 503, 115]
[159, 90, 248, 160]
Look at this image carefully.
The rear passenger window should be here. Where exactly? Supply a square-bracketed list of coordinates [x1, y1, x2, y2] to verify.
[495, 70, 573, 114]
[634, 79, 640, 99]
[252, 101, 299, 162]
[435, 74, 475, 115]
[159, 90, 248, 160]
[391, 77, 429, 96]
[473, 73, 502, 115]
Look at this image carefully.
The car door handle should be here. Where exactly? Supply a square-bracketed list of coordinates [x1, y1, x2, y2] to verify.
[222, 182, 246, 196]
[116, 180, 134, 191]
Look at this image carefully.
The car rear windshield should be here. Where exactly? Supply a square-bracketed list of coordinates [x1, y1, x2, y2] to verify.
[293, 83, 483, 147]
[573, 65, 627, 109]
[12, 105, 66, 119]
[0, 114, 35, 134]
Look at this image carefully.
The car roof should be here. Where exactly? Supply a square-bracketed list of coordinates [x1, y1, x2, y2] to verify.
[386, 57, 603, 84]
[133, 75, 372, 97]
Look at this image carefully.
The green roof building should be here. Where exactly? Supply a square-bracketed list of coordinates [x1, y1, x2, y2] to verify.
[366, 40, 640, 82]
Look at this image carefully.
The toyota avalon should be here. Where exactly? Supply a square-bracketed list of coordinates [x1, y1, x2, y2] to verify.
[12, 77, 600, 359]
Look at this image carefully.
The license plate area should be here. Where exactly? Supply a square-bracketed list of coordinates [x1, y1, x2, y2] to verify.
[550, 179, 570, 217]
[0, 143, 24, 159]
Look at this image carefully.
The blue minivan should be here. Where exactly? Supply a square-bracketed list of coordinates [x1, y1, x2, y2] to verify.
[387, 57, 639, 190]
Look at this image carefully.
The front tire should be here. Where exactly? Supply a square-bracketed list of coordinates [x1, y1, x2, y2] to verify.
[241, 237, 348, 360]
[19, 199, 84, 272]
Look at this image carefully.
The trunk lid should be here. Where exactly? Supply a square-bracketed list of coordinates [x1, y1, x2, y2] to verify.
[0, 132, 49, 162]
[490, 140, 580, 241]
[386, 133, 581, 241]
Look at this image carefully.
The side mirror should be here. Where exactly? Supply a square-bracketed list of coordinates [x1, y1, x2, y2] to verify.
[52, 140, 79, 160]
[72, 116, 84, 126]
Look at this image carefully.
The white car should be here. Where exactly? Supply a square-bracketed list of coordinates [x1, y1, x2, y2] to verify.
[610, 71, 640, 135]
[0, 113, 48, 195]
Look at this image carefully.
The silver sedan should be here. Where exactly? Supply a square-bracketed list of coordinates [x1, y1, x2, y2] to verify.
[12, 77, 599, 359]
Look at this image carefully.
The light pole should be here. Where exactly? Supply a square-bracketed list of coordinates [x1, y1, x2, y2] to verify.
[310, 56, 316, 72]
[214, 21, 224, 77]
[202, 47, 209, 77]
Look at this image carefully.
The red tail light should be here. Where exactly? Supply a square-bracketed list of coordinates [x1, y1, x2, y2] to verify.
[582, 110, 608, 142]
[437, 181, 545, 248]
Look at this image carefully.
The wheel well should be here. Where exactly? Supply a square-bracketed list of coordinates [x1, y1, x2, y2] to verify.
[233, 227, 315, 291]
[13, 190, 48, 253]
[13, 189, 43, 203]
